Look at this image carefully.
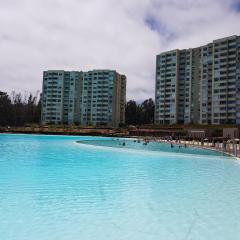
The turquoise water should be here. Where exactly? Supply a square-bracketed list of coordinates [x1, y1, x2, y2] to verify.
[0, 134, 240, 240]
[77, 139, 225, 156]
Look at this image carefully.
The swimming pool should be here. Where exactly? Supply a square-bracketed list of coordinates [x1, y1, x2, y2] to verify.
[76, 138, 225, 156]
[0, 134, 240, 240]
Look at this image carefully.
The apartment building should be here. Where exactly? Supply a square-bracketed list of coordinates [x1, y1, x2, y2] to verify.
[155, 35, 240, 125]
[41, 70, 126, 127]
[155, 48, 200, 124]
[200, 43, 213, 124]
[155, 50, 178, 124]
[211, 36, 240, 125]
[41, 70, 83, 125]
[178, 48, 200, 124]
[80, 70, 126, 127]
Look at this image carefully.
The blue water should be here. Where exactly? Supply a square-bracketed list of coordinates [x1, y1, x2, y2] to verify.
[0, 134, 240, 240]
[77, 138, 225, 156]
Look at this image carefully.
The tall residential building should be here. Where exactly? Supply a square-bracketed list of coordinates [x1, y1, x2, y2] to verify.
[41, 70, 126, 127]
[199, 43, 213, 124]
[80, 70, 126, 127]
[41, 70, 83, 125]
[155, 35, 240, 125]
[155, 50, 178, 125]
[211, 36, 240, 125]
[155, 48, 200, 124]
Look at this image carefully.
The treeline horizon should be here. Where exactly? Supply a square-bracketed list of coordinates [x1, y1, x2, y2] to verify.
[0, 90, 154, 127]
[0, 91, 41, 127]
[125, 98, 154, 125]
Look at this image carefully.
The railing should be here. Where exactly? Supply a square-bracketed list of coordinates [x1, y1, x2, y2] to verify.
[155, 138, 240, 158]
[199, 141, 239, 157]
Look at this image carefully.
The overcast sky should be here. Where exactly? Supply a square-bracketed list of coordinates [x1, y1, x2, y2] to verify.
[1, 0, 240, 100]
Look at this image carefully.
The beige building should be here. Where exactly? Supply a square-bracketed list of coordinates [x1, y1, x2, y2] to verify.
[41, 70, 126, 127]
[155, 35, 240, 125]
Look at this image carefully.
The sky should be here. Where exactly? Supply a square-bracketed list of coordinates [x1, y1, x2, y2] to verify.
[0, 0, 240, 101]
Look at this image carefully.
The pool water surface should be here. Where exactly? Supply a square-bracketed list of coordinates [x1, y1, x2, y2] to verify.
[0, 134, 240, 240]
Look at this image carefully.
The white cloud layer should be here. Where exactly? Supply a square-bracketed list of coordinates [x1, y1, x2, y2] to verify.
[0, 0, 240, 100]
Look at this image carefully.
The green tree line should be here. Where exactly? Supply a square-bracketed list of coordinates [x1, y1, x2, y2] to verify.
[125, 98, 154, 125]
[0, 91, 154, 127]
[0, 91, 41, 126]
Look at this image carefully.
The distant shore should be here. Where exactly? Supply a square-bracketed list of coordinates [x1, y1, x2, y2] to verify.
[0, 126, 130, 137]
[0, 125, 238, 139]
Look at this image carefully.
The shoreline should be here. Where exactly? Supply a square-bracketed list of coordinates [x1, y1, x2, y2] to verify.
[158, 139, 240, 160]
[0, 128, 129, 138]
[1, 131, 239, 160]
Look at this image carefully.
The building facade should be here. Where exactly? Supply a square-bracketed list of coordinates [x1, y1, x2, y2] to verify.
[200, 43, 213, 124]
[80, 70, 126, 127]
[41, 70, 126, 127]
[155, 48, 200, 124]
[211, 36, 240, 125]
[155, 35, 240, 125]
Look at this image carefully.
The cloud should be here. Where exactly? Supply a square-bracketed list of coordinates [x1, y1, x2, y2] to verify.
[0, 0, 239, 100]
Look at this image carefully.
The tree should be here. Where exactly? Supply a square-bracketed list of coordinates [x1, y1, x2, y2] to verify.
[140, 98, 154, 124]
[34, 95, 41, 124]
[11, 92, 24, 126]
[125, 98, 155, 126]
[0, 92, 12, 126]
[125, 100, 138, 125]
[0, 91, 41, 127]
